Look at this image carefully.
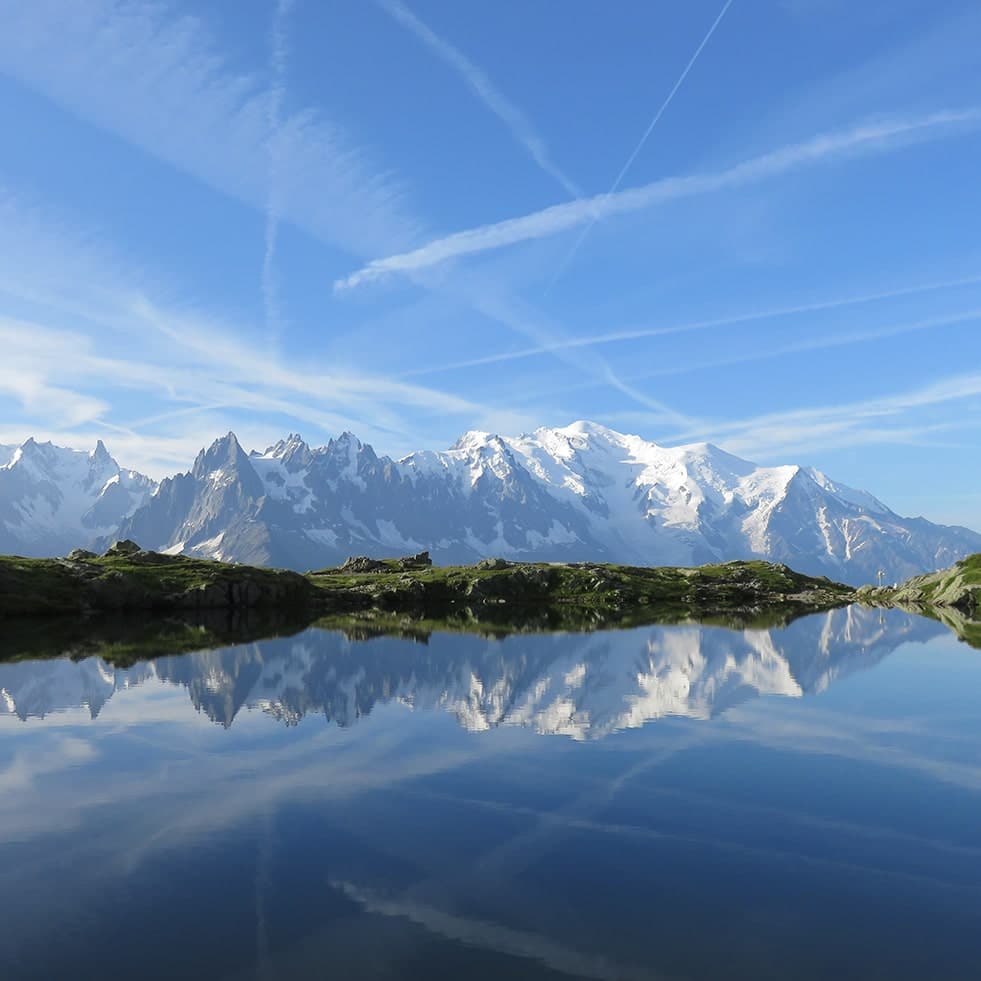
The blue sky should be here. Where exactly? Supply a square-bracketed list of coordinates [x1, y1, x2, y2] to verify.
[1, 0, 980, 528]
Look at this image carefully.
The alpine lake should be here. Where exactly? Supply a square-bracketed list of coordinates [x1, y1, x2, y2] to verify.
[2, 604, 980, 980]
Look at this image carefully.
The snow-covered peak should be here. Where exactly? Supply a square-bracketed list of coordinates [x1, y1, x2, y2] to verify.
[5, 436, 121, 485]
[450, 430, 505, 453]
[802, 466, 892, 515]
[553, 419, 634, 443]
[0, 437, 156, 555]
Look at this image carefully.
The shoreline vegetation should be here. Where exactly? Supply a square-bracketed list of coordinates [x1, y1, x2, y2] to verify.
[0, 541, 978, 663]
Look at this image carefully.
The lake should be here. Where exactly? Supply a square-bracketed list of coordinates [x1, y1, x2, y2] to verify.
[2, 605, 980, 980]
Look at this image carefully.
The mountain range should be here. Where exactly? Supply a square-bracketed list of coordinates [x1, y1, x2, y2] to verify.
[2, 422, 978, 585]
[0, 607, 943, 735]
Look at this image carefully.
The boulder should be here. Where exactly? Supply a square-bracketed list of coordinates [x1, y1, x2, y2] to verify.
[476, 557, 510, 571]
[66, 548, 97, 561]
[340, 556, 388, 573]
[104, 539, 142, 557]
[397, 551, 432, 570]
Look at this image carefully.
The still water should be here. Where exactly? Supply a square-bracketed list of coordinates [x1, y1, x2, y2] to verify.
[2, 606, 980, 980]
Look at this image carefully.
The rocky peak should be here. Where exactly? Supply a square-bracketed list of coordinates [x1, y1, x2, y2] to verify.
[261, 433, 313, 471]
[90, 439, 114, 466]
[192, 432, 248, 477]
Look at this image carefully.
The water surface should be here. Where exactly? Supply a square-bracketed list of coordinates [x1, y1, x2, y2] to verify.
[2, 606, 980, 980]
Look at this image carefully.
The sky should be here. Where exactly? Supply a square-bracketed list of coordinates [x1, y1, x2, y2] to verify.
[1, 0, 980, 529]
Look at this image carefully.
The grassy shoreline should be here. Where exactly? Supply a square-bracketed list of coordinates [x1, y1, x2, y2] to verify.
[2, 544, 978, 662]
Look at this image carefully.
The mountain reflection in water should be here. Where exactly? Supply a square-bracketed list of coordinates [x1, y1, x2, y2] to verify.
[0, 605, 944, 735]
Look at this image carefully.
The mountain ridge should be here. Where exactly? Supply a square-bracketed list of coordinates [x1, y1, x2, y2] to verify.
[1, 423, 978, 584]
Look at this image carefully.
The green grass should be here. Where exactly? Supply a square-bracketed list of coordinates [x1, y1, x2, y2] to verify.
[0, 550, 315, 616]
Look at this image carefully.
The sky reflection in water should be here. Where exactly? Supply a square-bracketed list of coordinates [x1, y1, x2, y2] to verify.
[1, 606, 980, 981]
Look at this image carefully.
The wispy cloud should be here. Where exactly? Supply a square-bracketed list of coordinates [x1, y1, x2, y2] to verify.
[0, 220, 501, 478]
[2, 298, 500, 473]
[665, 368, 981, 459]
[0, 0, 422, 258]
[376, 0, 582, 199]
[549, 0, 735, 285]
[336, 107, 981, 290]
[334, 880, 662, 981]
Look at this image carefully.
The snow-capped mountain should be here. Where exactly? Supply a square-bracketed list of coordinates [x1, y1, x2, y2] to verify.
[0, 438, 155, 557]
[0, 608, 945, 735]
[109, 422, 980, 585]
[3, 423, 978, 583]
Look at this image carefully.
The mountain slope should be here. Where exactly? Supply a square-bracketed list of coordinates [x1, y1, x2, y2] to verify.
[0, 438, 155, 558]
[112, 423, 981, 584]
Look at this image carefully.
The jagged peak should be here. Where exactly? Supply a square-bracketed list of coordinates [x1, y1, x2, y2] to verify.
[89, 439, 116, 470]
[17, 436, 52, 459]
[451, 430, 510, 455]
[258, 432, 311, 460]
[192, 431, 251, 477]
[331, 430, 363, 448]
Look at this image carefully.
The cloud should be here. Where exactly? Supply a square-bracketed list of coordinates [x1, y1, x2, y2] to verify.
[335, 107, 981, 290]
[0, 0, 423, 258]
[376, 0, 582, 199]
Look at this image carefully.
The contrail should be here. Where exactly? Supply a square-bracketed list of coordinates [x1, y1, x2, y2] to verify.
[377, 0, 582, 198]
[335, 108, 981, 291]
[547, 0, 736, 288]
[262, 0, 295, 345]
[400, 271, 981, 377]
